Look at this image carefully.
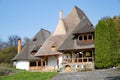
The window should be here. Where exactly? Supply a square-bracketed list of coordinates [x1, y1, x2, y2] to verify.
[79, 36, 82, 40]
[88, 35, 92, 40]
[38, 61, 41, 66]
[65, 53, 71, 58]
[84, 36, 87, 40]
[31, 50, 37, 55]
[51, 46, 56, 51]
[83, 51, 92, 57]
[30, 62, 36, 66]
[33, 38, 37, 41]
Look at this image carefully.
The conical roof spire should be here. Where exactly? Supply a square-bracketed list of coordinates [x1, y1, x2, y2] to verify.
[59, 10, 62, 19]
[53, 10, 66, 36]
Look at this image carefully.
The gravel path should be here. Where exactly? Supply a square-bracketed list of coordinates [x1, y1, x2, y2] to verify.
[51, 69, 120, 80]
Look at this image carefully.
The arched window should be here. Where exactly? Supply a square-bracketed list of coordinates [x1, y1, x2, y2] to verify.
[88, 35, 92, 40]
[83, 51, 92, 57]
[79, 36, 82, 40]
[51, 46, 56, 51]
[84, 36, 87, 40]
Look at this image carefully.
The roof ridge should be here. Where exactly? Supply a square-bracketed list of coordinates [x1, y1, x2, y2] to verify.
[41, 29, 45, 41]
[73, 6, 94, 27]
[41, 28, 51, 34]
[74, 6, 85, 20]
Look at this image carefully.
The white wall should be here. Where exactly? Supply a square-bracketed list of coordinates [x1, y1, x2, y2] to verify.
[48, 56, 57, 67]
[59, 55, 63, 68]
[15, 61, 29, 71]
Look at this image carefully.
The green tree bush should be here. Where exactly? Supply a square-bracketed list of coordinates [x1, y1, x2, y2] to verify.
[95, 20, 111, 69]
[95, 17, 120, 69]
[0, 47, 17, 68]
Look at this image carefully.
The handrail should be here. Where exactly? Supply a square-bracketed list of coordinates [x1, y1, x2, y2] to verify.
[63, 57, 93, 64]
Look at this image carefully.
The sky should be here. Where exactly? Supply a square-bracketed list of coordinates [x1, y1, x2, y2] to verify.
[0, 0, 120, 41]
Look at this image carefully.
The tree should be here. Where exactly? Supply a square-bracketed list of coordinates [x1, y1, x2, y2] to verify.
[0, 39, 3, 50]
[95, 17, 120, 69]
[7, 35, 19, 47]
[0, 38, 7, 50]
[113, 16, 120, 65]
[104, 18, 118, 66]
[113, 16, 120, 31]
[23, 37, 30, 45]
[95, 20, 111, 68]
[0, 46, 17, 64]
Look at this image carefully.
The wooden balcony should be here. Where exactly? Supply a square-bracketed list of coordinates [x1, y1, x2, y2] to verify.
[63, 57, 93, 64]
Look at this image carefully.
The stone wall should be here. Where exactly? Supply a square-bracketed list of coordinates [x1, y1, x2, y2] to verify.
[62, 62, 94, 72]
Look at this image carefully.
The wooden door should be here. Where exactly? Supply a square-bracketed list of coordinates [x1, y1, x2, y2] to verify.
[65, 65, 71, 72]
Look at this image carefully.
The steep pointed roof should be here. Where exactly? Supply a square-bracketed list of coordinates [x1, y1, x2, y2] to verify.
[35, 35, 65, 56]
[35, 6, 94, 56]
[13, 29, 51, 61]
[58, 19, 94, 51]
[35, 11, 67, 56]
[63, 6, 89, 35]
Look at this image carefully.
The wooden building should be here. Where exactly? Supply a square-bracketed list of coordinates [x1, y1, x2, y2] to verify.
[13, 6, 94, 72]
[13, 29, 51, 70]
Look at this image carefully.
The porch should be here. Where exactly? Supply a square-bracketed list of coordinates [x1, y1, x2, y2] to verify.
[62, 49, 94, 64]
[29, 55, 59, 71]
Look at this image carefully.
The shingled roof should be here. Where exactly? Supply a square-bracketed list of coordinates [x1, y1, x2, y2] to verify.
[35, 10, 67, 56]
[13, 29, 51, 61]
[35, 6, 92, 56]
[58, 19, 94, 51]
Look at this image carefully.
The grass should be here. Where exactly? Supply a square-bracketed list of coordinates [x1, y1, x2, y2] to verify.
[0, 70, 57, 80]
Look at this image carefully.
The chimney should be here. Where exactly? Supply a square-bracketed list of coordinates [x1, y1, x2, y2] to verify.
[18, 38, 21, 53]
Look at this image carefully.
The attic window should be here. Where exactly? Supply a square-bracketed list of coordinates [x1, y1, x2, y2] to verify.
[31, 50, 37, 55]
[91, 24, 93, 26]
[33, 38, 37, 41]
[51, 46, 56, 51]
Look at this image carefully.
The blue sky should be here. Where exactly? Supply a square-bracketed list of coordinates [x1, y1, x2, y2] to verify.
[0, 0, 120, 41]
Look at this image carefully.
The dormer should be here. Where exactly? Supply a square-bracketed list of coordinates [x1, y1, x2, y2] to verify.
[73, 32, 94, 45]
[31, 50, 37, 55]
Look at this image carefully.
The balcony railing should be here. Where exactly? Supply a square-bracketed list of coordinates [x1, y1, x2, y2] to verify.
[63, 57, 93, 64]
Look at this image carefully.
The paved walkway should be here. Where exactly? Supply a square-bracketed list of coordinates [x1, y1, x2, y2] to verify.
[51, 69, 120, 80]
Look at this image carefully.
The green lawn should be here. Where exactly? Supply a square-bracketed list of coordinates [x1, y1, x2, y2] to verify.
[0, 71, 57, 80]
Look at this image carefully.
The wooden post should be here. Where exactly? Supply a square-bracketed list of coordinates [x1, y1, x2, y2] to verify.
[82, 52, 83, 63]
[92, 34, 93, 40]
[41, 59, 43, 69]
[92, 50, 94, 63]
[46, 56, 48, 66]
[36, 61, 38, 67]
[57, 56, 59, 68]
[72, 52, 74, 63]
[54, 55, 59, 68]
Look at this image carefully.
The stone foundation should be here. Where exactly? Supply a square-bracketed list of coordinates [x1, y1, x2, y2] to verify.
[62, 62, 94, 72]
[43, 66, 58, 72]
